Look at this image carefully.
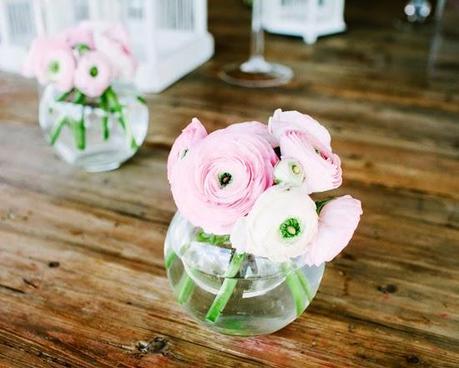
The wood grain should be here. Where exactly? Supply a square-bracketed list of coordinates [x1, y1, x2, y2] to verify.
[1, 0, 458, 367]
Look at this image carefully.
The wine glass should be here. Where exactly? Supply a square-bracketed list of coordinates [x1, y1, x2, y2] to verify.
[219, 0, 293, 88]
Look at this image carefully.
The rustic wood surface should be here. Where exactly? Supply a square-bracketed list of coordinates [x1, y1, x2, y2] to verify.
[1, 0, 458, 367]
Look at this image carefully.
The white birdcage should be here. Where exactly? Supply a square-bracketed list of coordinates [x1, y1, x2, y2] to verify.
[0, 0, 214, 93]
[0, 0, 43, 72]
[262, 0, 346, 44]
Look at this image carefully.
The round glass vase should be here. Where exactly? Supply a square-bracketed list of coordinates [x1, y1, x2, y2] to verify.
[39, 83, 149, 172]
[164, 213, 325, 336]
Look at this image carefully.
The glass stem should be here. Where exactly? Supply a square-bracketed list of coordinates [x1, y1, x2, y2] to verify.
[249, 0, 265, 62]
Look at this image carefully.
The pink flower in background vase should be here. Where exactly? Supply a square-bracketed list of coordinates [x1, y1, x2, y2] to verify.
[74, 51, 112, 98]
[63, 23, 95, 49]
[23, 37, 48, 77]
[280, 130, 342, 193]
[94, 24, 137, 80]
[167, 118, 207, 182]
[169, 124, 278, 235]
[303, 195, 362, 266]
[35, 44, 76, 92]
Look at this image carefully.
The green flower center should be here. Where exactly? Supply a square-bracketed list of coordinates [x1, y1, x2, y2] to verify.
[48, 61, 60, 74]
[291, 163, 301, 175]
[279, 218, 302, 239]
[89, 66, 99, 77]
[219, 172, 232, 187]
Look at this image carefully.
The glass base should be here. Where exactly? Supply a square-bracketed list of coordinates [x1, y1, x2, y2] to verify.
[219, 57, 293, 88]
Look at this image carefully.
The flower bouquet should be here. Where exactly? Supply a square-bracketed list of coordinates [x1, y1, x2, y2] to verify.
[23, 22, 148, 172]
[165, 109, 362, 336]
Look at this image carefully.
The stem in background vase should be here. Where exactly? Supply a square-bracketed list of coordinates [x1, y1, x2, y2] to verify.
[73, 117, 86, 150]
[100, 94, 110, 141]
[205, 252, 246, 323]
[72, 91, 86, 150]
[50, 116, 68, 145]
[105, 87, 138, 150]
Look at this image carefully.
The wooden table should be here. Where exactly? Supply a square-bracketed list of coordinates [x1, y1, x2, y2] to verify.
[1, 1, 458, 367]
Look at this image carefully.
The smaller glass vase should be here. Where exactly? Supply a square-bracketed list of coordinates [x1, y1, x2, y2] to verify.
[39, 83, 149, 172]
[165, 213, 325, 336]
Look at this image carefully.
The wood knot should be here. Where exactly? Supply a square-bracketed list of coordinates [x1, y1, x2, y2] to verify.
[136, 337, 168, 354]
[406, 355, 420, 364]
[377, 284, 397, 294]
[48, 261, 60, 268]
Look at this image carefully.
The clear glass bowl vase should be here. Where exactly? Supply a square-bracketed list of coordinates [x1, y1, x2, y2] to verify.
[165, 212, 325, 336]
[39, 83, 149, 172]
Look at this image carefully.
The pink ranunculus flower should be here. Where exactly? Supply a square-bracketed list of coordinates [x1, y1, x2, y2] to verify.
[22, 36, 70, 80]
[231, 185, 319, 262]
[269, 109, 332, 150]
[23, 36, 48, 77]
[36, 45, 76, 93]
[169, 125, 279, 235]
[225, 121, 278, 147]
[279, 130, 342, 193]
[230, 190, 362, 264]
[63, 23, 95, 49]
[167, 118, 207, 182]
[74, 51, 112, 98]
[303, 195, 362, 266]
[93, 24, 137, 80]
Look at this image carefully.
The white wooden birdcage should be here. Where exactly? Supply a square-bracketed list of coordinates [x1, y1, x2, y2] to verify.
[0, 0, 44, 72]
[262, 0, 346, 44]
[0, 0, 214, 93]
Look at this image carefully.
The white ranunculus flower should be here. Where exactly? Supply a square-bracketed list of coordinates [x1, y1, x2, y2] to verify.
[231, 185, 319, 262]
[274, 158, 305, 186]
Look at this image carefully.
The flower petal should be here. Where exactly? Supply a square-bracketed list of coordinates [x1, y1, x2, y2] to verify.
[269, 109, 331, 150]
[305, 195, 362, 266]
[226, 121, 278, 147]
[167, 118, 207, 181]
[280, 131, 342, 193]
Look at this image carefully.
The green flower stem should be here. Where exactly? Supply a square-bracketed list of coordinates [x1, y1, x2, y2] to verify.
[177, 272, 195, 304]
[105, 87, 138, 150]
[315, 197, 335, 214]
[56, 90, 71, 102]
[205, 252, 246, 323]
[165, 250, 178, 269]
[49, 116, 68, 145]
[72, 92, 86, 150]
[295, 269, 313, 302]
[282, 263, 307, 316]
[102, 115, 110, 141]
[166, 244, 195, 305]
[73, 118, 86, 150]
[195, 230, 230, 246]
[100, 94, 110, 141]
